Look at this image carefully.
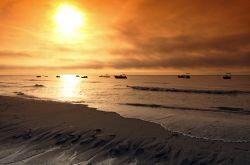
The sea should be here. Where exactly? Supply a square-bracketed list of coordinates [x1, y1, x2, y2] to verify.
[1, 75, 250, 142]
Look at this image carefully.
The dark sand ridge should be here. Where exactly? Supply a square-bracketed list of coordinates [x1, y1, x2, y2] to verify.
[0, 96, 249, 164]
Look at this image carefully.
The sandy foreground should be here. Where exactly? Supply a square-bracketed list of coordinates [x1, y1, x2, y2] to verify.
[0, 96, 249, 165]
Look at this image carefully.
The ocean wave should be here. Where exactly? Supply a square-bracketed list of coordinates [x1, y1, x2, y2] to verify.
[20, 84, 46, 88]
[13, 92, 38, 99]
[122, 103, 250, 115]
[144, 82, 169, 85]
[0, 85, 12, 88]
[127, 86, 250, 95]
[113, 87, 127, 90]
[0, 83, 45, 88]
[33, 84, 45, 87]
[14, 92, 25, 96]
[0, 82, 16, 84]
[163, 127, 250, 143]
[27, 79, 49, 81]
[0, 82, 19, 86]
[214, 106, 245, 112]
[86, 81, 101, 84]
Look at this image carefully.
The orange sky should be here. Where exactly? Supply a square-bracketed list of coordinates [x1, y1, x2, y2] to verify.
[0, 0, 249, 75]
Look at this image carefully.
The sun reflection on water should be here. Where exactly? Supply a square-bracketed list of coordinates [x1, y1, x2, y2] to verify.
[59, 75, 81, 100]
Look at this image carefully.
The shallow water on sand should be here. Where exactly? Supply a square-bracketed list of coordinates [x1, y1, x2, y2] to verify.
[1, 75, 250, 141]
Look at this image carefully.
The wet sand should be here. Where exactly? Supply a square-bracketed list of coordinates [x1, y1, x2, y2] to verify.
[0, 96, 249, 164]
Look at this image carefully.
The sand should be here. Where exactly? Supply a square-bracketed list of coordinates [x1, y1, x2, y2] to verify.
[0, 96, 249, 164]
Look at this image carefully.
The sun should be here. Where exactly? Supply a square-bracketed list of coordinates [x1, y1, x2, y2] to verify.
[54, 4, 84, 36]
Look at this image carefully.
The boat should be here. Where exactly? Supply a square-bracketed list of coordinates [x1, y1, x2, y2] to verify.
[81, 76, 88, 78]
[185, 73, 191, 79]
[178, 75, 185, 78]
[56, 75, 60, 78]
[223, 73, 231, 79]
[177, 73, 191, 79]
[185, 75, 191, 79]
[99, 74, 111, 78]
[114, 74, 127, 79]
[36, 76, 41, 78]
[76, 75, 80, 77]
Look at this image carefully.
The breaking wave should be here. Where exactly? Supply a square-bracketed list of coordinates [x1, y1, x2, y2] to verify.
[123, 103, 250, 115]
[27, 79, 49, 82]
[20, 84, 46, 88]
[0, 83, 45, 88]
[13, 92, 38, 99]
[127, 86, 250, 95]
[33, 84, 45, 87]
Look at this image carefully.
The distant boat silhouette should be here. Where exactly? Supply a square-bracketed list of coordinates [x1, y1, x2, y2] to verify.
[99, 74, 110, 78]
[115, 74, 127, 79]
[223, 73, 231, 79]
[81, 76, 88, 78]
[36, 76, 41, 78]
[76, 75, 80, 77]
[56, 75, 60, 78]
[178, 75, 185, 78]
[185, 75, 191, 79]
[178, 73, 191, 79]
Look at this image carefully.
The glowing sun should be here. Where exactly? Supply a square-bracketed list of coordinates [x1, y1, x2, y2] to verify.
[54, 4, 84, 36]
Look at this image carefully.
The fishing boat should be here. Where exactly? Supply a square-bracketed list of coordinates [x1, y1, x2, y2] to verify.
[223, 73, 231, 79]
[36, 76, 41, 78]
[178, 73, 191, 79]
[56, 75, 60, 78]
[81, 76, 88, 78]
[185, 75, 191, 79]
[114, 74, 127, 79]
[178, 75, 185, 78]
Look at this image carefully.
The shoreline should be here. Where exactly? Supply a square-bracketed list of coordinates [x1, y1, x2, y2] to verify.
[0, 95, 250, 164]
[4, 94, 250, 143]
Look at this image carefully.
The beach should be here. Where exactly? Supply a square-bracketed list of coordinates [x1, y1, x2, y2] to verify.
[0, 95, 249, 164]
[1, 0, 250, 164]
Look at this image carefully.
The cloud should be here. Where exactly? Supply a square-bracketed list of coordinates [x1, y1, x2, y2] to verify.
[108, 31, 250, 69]
[0, 0, 250, 73]
[1, 32, 250, 71]
[57, 47, 76, 52]
[0, 50, 32, 57]
[110, 0, 250, 71]
[108, 52, 250, 69]
[0, 0, 17, 17]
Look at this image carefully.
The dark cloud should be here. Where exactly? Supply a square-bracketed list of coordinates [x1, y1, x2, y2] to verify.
[109, 32, 250, 69]
[118, 0, 250, 34]
[0, 63, 105, 70]
[112, 33, 250, 55]
[108, 53, 250, 69]
[110, 0, 250, 71]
